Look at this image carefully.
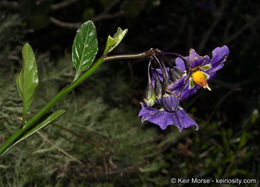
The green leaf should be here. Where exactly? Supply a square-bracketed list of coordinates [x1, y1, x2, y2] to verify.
[103, 27, 128, 56]
[0, 110, 65, 157]
[104, 36, 116, 55]
[16, 43, 39, 124]
[72, 21, 98, 81]
[250, 109, 258, 124]
[239, 132, 247, 148]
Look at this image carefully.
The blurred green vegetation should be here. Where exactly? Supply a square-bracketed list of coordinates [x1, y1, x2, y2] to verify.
[0, 0, 259, 186]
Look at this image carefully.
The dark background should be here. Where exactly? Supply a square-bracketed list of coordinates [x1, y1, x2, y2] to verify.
[0, 0, 259, 186]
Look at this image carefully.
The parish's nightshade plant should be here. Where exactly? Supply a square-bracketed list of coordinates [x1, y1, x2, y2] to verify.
[0, 20, 229, 157]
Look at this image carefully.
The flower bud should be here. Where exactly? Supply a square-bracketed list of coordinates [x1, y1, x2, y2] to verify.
[155, 73, 163, 100]
[144, 82, 156, 107]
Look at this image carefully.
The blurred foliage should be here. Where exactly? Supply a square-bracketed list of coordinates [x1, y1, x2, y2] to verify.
[0, 14, 23, 60]
[0, 0, 260, 186]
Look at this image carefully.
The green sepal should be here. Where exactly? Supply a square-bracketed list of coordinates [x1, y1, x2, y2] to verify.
[200, 64, 211, 71]
[202, 72, 210, 80]
[103, 27, 128, 56]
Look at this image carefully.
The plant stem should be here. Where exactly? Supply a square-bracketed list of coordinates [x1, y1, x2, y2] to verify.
[0, 49, 155, 156]
[103, 48, 155, 62]
[0, 58, 104, 156]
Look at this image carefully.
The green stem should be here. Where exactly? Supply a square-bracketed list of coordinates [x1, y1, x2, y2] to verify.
[0, 49, 155, 156]
[0, 58, 104, 156]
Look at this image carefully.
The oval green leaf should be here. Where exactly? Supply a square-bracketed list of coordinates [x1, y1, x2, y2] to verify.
[16, 43, 39, 124]
[0, 110, 65, 157]
[72, 20, 98, 81]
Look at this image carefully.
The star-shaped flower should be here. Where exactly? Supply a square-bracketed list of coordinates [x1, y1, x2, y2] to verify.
[167, 45, 229, 101]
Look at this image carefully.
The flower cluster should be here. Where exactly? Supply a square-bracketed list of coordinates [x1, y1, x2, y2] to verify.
[138, 46, 229, 131]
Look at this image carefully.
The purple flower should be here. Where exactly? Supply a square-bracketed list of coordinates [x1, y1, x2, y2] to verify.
[138, 46, 229, 131]
[167, 45, 229, 101]
[139, 89, 198, 131]
[138, 51, 200, 131]
[138, 102, 198, 131]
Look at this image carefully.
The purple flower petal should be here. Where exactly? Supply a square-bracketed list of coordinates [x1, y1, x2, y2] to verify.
[167, 77, 185, 91]
[179, 82, 201, 101]
[170, 111, 183, 131]
[175, 57, 187, 72]
[211, 45, 229, 68]
[200, 55, 211, 66]
[207, 62, 224, 74]
[204, 46, 229, 75]
[168, 77, 201, 101]
[151, 68, 169, 88]
[138, 103, 198, 131]
[138, 102, 158, 117]
[138, 103, 174, 130]
[162, 94, 179, 112]
[189, 49, 204, 68]
[177, 108, 199, 130]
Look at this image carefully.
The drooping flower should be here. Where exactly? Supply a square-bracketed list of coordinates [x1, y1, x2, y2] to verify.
[138, 53, 199, 131]
[138, 102, 198, 131]
[167, 45, 229, 101]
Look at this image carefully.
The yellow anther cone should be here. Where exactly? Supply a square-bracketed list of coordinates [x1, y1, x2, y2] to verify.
[192, 70, 211, 91]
